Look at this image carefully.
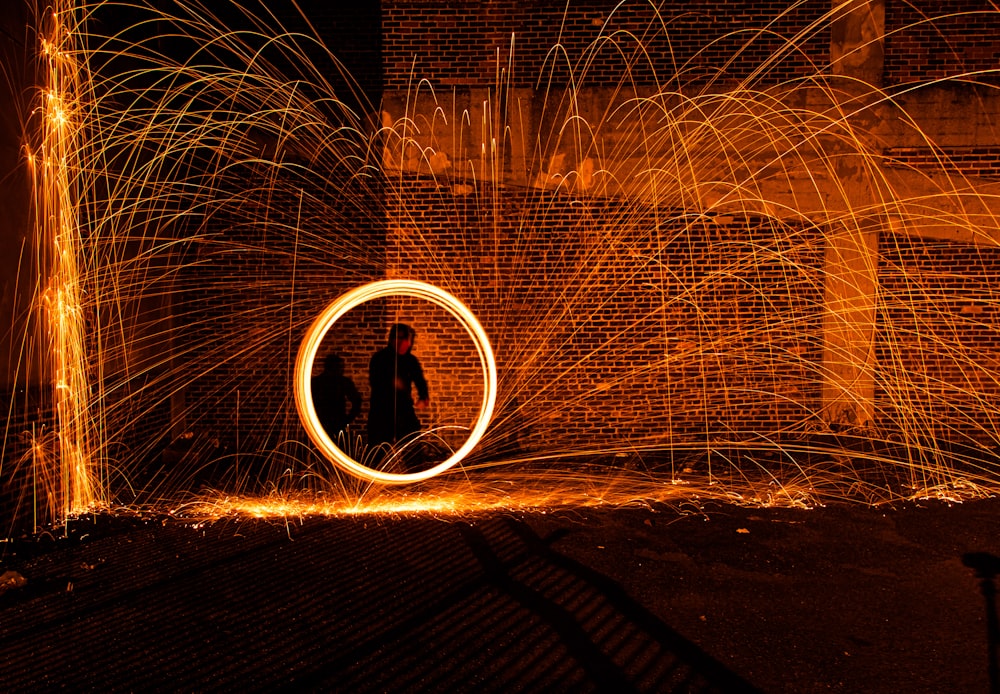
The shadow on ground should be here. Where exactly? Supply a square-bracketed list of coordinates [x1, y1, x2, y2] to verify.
[0, 513, 754, 692]
[1, 498, 999, 692]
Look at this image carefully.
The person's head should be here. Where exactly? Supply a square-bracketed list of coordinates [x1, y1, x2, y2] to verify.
[323, 353, 344, 374]
[387, 323, 415, 355]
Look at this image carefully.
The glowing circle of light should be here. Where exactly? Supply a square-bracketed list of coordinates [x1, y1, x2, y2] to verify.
[294, 280, 497, 485]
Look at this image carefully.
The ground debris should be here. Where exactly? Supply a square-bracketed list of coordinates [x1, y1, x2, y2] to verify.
[0, 570, 27, 594]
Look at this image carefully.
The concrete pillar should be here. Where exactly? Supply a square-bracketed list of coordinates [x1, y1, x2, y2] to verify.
[821, 0, 884, 428]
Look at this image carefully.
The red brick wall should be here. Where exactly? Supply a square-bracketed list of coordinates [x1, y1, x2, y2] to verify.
[123, 167, 389, 485]
[875, 234, 1000, 448]
[149, 170, 828, 476]
[66, 6, 1000, 468]
[385, 175, 825, 459]
[383, 0, 828, 89]
[884, 0, 1000, 87]
[99, 174, 1000, 487]
[884, 146, 1000, 180]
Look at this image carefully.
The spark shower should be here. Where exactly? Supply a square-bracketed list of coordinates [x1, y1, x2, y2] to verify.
[12, 0, 1000, 528]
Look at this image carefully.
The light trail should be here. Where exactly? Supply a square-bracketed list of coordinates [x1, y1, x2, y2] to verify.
[12, 1, 1000, 527]
[28, 3, 102, 521]
[294, 279, 497, 484]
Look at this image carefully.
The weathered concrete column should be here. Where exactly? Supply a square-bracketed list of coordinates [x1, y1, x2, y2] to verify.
[821, 0, 884, 428]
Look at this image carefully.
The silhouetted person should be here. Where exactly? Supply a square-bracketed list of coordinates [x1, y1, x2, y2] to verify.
[367, 323, 429, 469]
[312, 353, 361, 440]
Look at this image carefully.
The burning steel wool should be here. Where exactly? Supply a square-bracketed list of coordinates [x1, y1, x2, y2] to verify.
[12, 0, 1000, 529]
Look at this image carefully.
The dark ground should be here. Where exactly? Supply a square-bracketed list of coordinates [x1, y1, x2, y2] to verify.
[0, 496, 998, 693]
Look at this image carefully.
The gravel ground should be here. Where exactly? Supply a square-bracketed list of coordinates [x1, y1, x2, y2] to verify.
[1, 497, 998, 693]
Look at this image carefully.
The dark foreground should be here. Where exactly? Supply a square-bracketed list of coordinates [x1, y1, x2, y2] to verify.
[1, 497, 998, 693]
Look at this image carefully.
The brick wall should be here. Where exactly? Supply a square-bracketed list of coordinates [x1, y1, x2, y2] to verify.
[883, 146, 1000, 180]
[884, 0, 1000, 87]
[875, 234, 1000, 449]
[160, 168, 827, 477]
[382, 0, 828, 90]
[163, 166, 387, 485]
[385, 175, 825, 459]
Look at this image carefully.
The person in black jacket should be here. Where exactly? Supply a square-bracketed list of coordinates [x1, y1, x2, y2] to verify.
[366, 323, 430, 469]
[311, 353, 362, 441]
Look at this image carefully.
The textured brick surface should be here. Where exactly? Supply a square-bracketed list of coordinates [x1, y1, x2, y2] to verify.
[876, 234, 1000, 447]
[383, 0, 828, 90]
[385, 176, 825, 455]
[884, 0, 1000, 87]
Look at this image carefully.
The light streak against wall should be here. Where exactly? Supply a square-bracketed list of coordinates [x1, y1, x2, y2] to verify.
[16, 1, 1000, 525]
[294, 280, 497, 484]
[26, 3, 101, 522]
